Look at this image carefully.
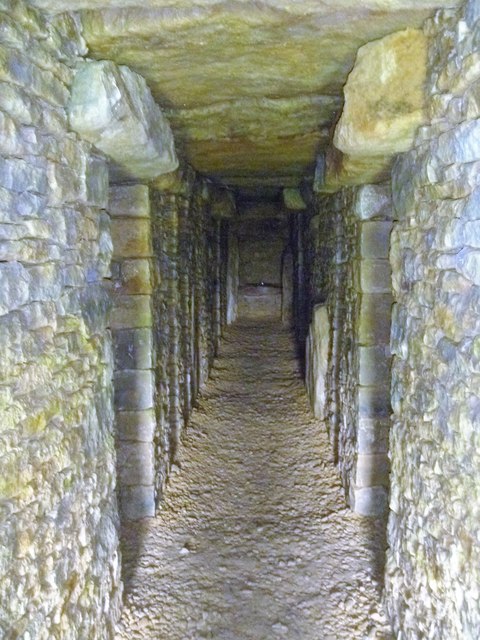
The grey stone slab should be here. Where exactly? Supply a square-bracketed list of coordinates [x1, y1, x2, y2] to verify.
[117, 440, 155, 485]
[120, 485, 155, 520]
[114, 369, 154, 411]
[359, 221, 393, 259]
[113, 328, 153, 370]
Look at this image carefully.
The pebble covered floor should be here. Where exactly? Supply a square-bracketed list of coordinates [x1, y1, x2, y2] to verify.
[115, 320, 392, 640]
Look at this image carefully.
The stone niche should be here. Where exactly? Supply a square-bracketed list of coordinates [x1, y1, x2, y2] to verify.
[236, 211, 288, 320]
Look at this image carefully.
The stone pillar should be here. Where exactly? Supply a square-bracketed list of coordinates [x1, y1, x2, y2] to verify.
[151, 192, 181, 468]
[350, 185, 392, 516]
[305, 304, 329, 418]
[178, 194, 194, 426]
[281, 247, 294, 326]
[226, 228, 239, 325]
[109, 185, 156, 519]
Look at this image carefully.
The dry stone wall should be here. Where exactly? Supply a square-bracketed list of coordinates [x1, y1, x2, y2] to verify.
[0, 2, 121, 637]
[303, 185, 392, 516]
[150, 180, 234, 502]
[386, 3, 480, 637]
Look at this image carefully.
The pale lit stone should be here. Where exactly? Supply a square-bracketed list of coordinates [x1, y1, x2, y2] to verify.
[305, 304, 329, 420]
[283, 188, 307, 211]
[334, 29, 427, 156]
[68, 60, 178, 181]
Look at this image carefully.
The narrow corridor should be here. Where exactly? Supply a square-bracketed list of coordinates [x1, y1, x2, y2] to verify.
[116, 320, 391, 640]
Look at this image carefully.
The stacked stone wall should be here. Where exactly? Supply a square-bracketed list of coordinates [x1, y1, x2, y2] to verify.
[150, 182, 231, 500]
[386, 2, 480, 636]
[0, 1, 121, 636]
[304, 185, 392, 516]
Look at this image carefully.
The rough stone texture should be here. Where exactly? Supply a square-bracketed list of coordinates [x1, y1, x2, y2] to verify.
[283, 187, 307, 211]
[68, 60, 178, 182]
[150, 179, 235, 499]
[0, 1, 121, 637]
[335, 29, 427, 155]
[301, 185, 392, 516]
[319, 29, 428, 193]
[386, 3, 480, 637]
[109, 184, 156, 520]
[28, 0, 460, 194]
[305, 304, 329, 419]
[115, 320, 392, 640]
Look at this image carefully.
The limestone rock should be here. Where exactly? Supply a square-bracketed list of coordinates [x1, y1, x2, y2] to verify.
[283, 188, 307, 211]
[68, 60, 178, 181]
[46, 0, 459, 193]
[334, 29, 428, 156]
[305, 304, 329, 420]
[315, 147, 392, 194]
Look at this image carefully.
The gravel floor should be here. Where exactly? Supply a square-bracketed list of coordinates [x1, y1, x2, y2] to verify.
[115, 319, 393, 640]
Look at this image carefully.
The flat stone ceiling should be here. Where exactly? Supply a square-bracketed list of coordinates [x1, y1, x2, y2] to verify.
[32, 0, 460, 194]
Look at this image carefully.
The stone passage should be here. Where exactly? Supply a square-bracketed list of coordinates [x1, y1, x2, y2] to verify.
[116, 320, 391, 640]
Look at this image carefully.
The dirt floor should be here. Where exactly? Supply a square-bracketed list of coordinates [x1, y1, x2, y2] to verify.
[115, 319, 393, 640]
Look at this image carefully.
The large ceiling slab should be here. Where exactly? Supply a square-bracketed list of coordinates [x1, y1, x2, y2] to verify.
[31, 0, 460, 193]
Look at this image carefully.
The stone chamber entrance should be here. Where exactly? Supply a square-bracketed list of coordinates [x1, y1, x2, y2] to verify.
[1, 1, 480, 639]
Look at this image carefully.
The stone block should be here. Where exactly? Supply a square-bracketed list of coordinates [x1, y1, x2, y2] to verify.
[359, 221, 392, 259]
[116, 409, 156, 442]
[114, 369, 154, 411]
[110, 295, 153, 329]
[0, 156, 47, 194]
[119, 485, 155, 520]
[351, 485, 389, 517]
[111, 218, 152, 258]
[436, 119, 480, 167]
[305, 304, 329, 419]
[358, 293, 392, 345]
[0, 261, 30, 315]
[357, 417, 390, 454]
[283, 188, 307, 210]
[112, 258, 152, 295]
[334, 29, 427, 157]
[108, 184, 150, 219]
[84, 154, 108, 208]
[358, 345, 391, 386]
[359, 259, 392, 293]
[68, 60, 178, 181]
[355, 453, 390, 488]
[113, 328, 153, 370]
[117, 441, 155, 485]
[358, 385, 390, 418]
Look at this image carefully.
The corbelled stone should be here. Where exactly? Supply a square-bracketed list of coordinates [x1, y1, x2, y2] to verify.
[68, 60, 178, 181]
[334, 29, 427, 156]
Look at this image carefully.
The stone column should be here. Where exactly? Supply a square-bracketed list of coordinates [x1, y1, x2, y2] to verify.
[226, 228, 239, 325]
[151, 191, 181, 468]
[110, 185, 156, 519]
[350, 185, 392, 516]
